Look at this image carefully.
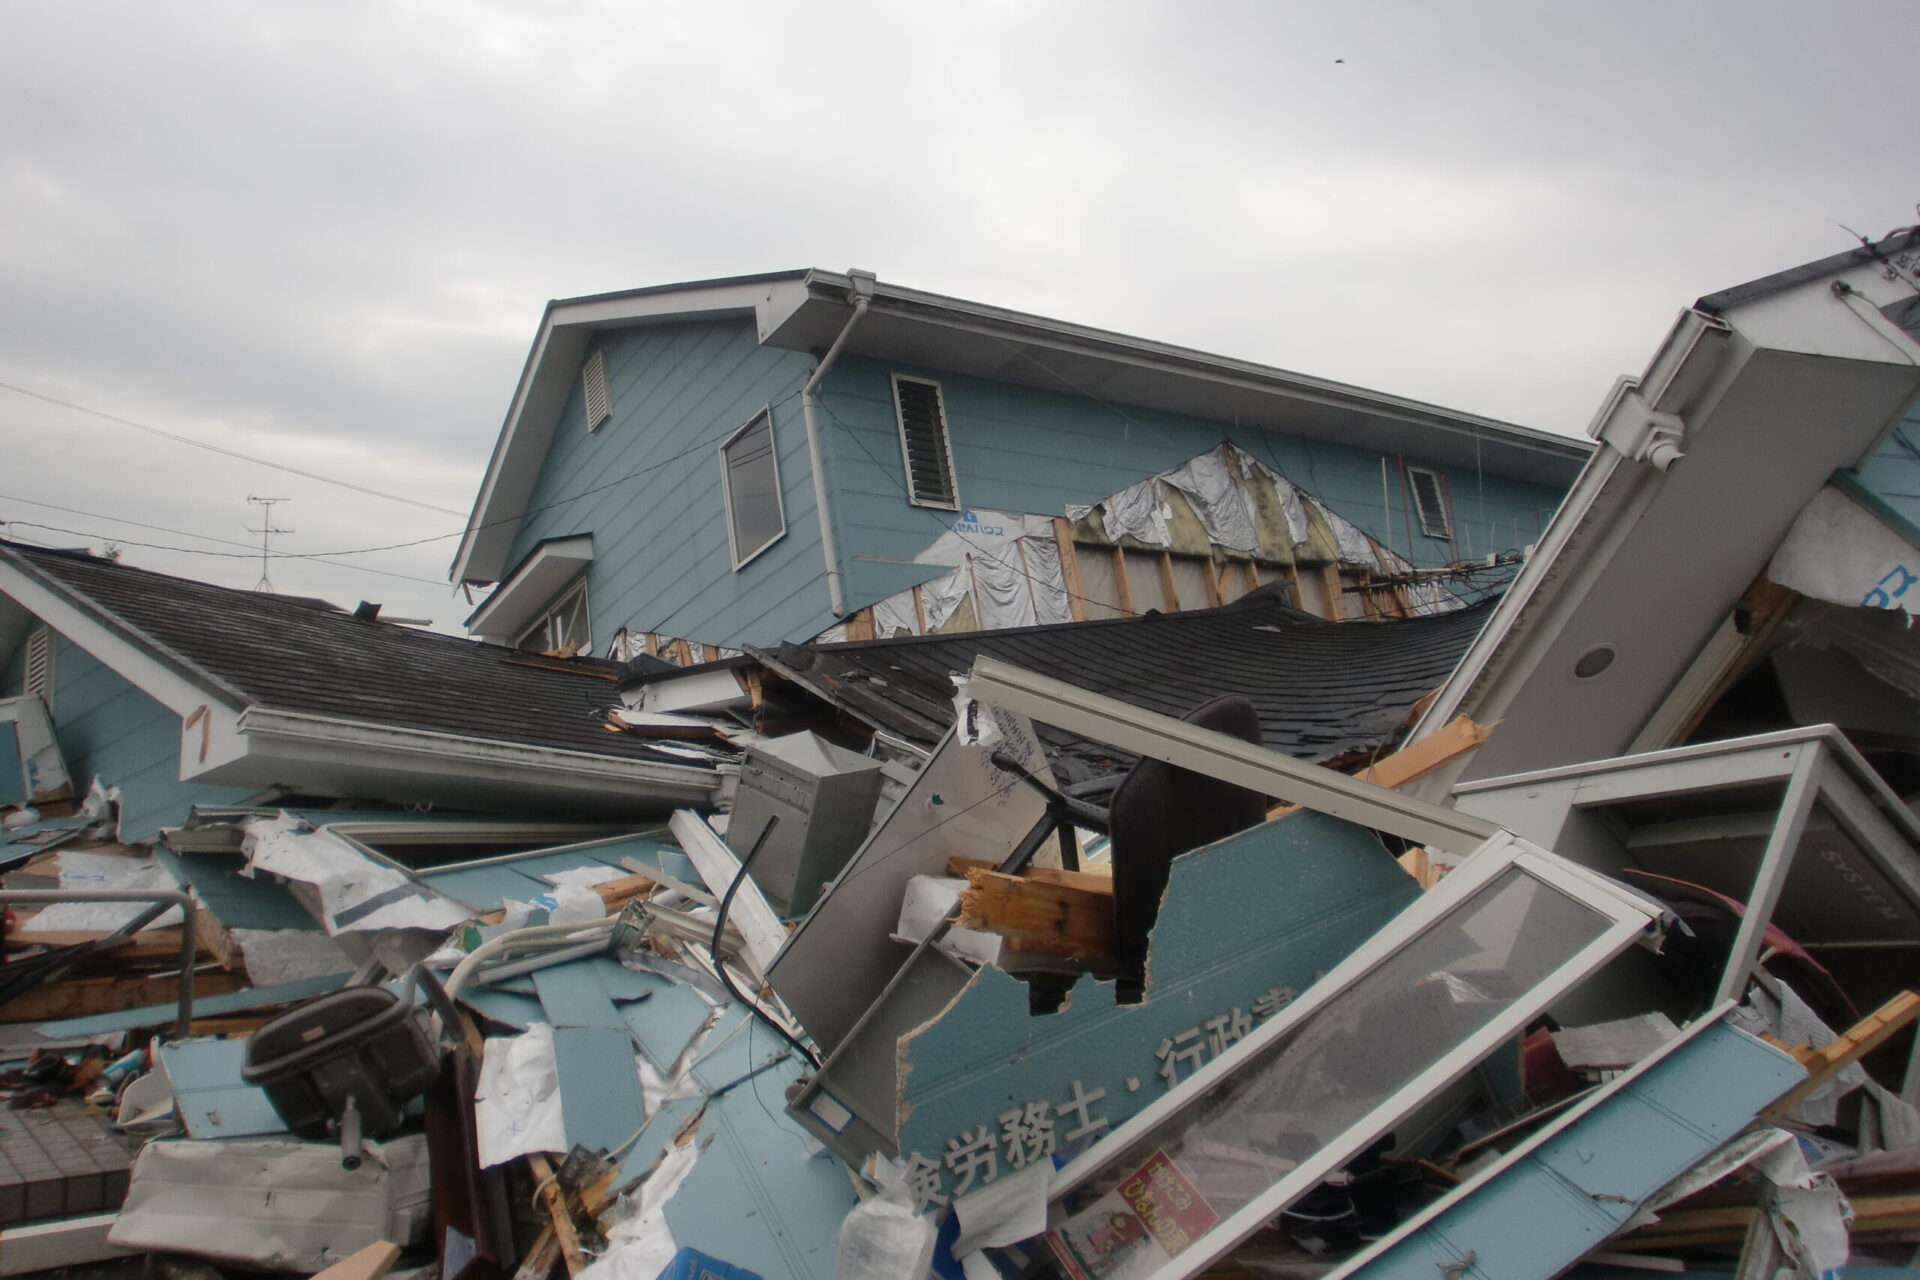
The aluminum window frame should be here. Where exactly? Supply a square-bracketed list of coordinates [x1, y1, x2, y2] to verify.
[513, 577, 590, 655]
[1047, 831, 1663, 1279]
[718, 407, 787, 570]
[890, 373, 961, 511]
[1405, 465, 1451, 539]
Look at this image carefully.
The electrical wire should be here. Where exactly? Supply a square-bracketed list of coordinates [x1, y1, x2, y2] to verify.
[709, 816, 822, 1070]
[0, 379, 466, 516]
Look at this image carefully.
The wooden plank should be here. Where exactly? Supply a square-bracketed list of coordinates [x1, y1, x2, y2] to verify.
[1157, 552, 1181, 612]
[1268, 716, 1492, 819]
[957, 867, 1116, 961]
[2, 929, 207, 964]
[1321, 565, 1347, 620]
[911, 584, 929, 634]
[1053, 519, 1088, 622]
[1111, 547, 1135, 616]
[643, 633, 659, 657]
[672, 639, 694, 666]
[0, 1214, 133, 1276]
[947, 857, 1113, 895]
[1762, 990, 1920, 1121]
[845, 609, 876, 642]
[310, 1241, 401, 1280]
[667, 810, 783, 979]
[527, 1152, 586, 1277]
[0, 971, 248, 1022]
[1200, 558, 1224, 608]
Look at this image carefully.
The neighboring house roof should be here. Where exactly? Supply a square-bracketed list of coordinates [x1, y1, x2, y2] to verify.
[1402, 228, 1920, 797]
[751, 594, 1492, 782]
[0, 543, 717, 815]
[453, 268, 1593, 584]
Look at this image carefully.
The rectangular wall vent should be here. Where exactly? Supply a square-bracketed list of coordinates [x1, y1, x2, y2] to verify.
[1406, 466, 1452, 539]
[891, 376, 959, 510]
[23, 627, 52, 701]
[582, 348, 612, 430]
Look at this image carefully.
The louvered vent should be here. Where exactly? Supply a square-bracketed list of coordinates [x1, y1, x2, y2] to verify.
[582, 349, 612, 430]
[892, 377, 959, 509]
[1407, 467, 1451, 538]
[23, 627, 52, 701]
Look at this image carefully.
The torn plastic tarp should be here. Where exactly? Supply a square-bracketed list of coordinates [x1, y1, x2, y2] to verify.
[230, 927, 355, 987]
[1768, 483, 1920, 617]
[577, 1140, 700, 1280]
[474, 1020, 569, 1167]
[243, 813, 471, 935]
[837, 1156, 939, 1280]
[108, 1132, 432, 1271]
[1159, 448, 1259, 553]
[1101, 479, 1172, 547]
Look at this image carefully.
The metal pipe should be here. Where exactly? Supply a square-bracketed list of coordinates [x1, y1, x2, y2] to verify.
[0, 889, 198, 1038]
[800, 271, 877, 619]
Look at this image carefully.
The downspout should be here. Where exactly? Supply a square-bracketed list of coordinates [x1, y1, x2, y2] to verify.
[800, 270, 877, 620]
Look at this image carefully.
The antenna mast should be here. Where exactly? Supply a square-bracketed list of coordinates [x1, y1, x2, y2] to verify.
[246, 496, 292, 592]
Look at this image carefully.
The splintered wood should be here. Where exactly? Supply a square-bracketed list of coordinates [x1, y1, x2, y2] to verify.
[950, 857, 1115, 963]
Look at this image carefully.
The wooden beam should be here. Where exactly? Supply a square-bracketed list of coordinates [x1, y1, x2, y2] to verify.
[1053, 518, 1088, 622]
[912, 584, 929, 633]
[845, 609, 876, 642]
[1267, 716, 1492, 819]
[528, 1153, 586, 1277]
[947, 857, 1113, 895]
[672, 639, 694, 666]
[1762, 990, 1920, 1121]
[1321, 565, 1347, 620]
[643, 632, 659, 657]
[0, 971, 248, 1022]
[1157, 552, 1180, 612]
[1200, 558, 1224, 608]
[3, 928, 208, 964]
[957, 867, 1115, 962]
[311, 1242, 401, 1280]
[1111, 547, 1135, 616]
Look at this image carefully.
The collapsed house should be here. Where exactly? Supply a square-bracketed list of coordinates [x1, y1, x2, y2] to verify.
[3, 230, 1920, 1280]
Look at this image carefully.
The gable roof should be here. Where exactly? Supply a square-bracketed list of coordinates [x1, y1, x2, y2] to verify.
[453, 269, 1593, 584]
[751, 595, 1492, 782]
[0, 542, 717, 814]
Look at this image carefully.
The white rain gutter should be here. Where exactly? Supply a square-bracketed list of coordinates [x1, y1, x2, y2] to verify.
[231, 707, 721, 803]
[800, 269, 877, 619]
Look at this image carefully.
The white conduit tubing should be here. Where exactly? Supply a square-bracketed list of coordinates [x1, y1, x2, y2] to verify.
[443, 919, 615, 999]
[800, 270, 877, 620]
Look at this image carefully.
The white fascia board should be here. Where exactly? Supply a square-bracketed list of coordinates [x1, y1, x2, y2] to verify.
[0, 556, 253, 779]
[220, 707, 721, 809]
[452, 274, 813, 586]
[464, 534, 593, 641]
[792, 270, 1592, 477]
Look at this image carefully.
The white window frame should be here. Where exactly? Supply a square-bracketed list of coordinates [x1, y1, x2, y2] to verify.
[582, 348, 612, 432]
[890, 373, 961, 511]
[718, 407, 786, 569]
[514, 578, 590, 655]
[1406, 465, 1452, 538]
[1047, 832, 1662, 1279]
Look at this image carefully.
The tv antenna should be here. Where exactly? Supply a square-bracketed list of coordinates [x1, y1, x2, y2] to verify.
[246, 496, 292, 592]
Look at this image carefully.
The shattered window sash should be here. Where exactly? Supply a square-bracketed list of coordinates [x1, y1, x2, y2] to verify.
[1044, 835, 1661, 1279]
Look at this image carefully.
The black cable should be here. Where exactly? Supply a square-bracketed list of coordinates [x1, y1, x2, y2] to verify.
[710, 815, 822, 1070]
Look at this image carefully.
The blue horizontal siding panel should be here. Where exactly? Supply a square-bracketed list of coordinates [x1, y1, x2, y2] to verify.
[816, 355, 1565, 612]
[501, 319, 824, 649]
[1850, 408, 1920, 537]
[12, 632, 254, 843]
[1336, 1014, 1804, 1280]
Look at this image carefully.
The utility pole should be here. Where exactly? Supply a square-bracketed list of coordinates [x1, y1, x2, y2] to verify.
[246, 496, 291, 592]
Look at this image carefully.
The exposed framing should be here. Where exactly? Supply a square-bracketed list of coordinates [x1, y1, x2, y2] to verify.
[889, 374, 960, 511]
[717, 406, 787, 569]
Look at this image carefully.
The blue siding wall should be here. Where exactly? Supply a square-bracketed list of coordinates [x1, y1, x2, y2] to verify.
[0, 628, 252, 842]
[816, 355, 1564, 606]
[502, 319, 822, 649]
[1854, 406, 1920, 535]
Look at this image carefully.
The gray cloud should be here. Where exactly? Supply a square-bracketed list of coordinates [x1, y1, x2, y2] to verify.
[2, 0, 1913, 631]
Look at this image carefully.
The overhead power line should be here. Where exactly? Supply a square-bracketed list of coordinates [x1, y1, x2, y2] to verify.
[0, 380, 467, 517]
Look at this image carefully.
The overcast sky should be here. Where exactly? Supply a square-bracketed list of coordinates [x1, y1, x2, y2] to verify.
[2, 1, 1913, 632]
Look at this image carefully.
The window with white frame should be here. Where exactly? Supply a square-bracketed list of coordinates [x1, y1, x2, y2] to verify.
[891, 375, 959, 509]
[720, 408, 785, 567]
[1406, 466, 1452, 538]
[515, 579, 590, 655]
[582, 348, 612, 431]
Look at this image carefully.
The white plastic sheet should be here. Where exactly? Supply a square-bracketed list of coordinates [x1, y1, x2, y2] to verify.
[474, 1021, 569, 1167]
[17, 850, 182, 932]
[835, 1157, 937, 1280]
[577, 1141, 700, 1280]
[231, 928, 354, 987]
[1101, 479, 1172, 547]
[1770, 484, 1920, 617]
[1160, 447, 1259, 552]
[243, 813, 471, 936]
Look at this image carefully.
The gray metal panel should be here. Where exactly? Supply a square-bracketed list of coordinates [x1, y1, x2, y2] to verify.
[767, 709, 1051, 1053]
